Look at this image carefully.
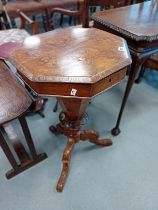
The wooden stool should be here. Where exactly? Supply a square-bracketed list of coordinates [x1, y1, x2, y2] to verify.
[0, 60, 47, 179]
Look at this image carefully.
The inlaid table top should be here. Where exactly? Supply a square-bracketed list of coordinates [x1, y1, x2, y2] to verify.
[92, 0, 158, 42]
[11, 27, 131, 83]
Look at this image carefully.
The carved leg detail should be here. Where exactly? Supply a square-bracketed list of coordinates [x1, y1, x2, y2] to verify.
[56, 138, 75, 192]
[80, 130, 112, 146]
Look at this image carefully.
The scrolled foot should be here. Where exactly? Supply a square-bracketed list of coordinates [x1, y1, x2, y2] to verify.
[80, 130, 112, 146]
[111, 127, 121, 136]
[91, 138, 112, 146]
[56, 137, 75, 192]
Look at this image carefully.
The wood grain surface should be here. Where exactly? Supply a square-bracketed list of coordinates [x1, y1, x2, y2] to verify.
[0, 60, 32, 125]
[11, 27, 131, 84]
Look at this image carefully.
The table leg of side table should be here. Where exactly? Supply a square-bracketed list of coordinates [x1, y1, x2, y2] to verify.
[49, 97, 112, 192]
[0, 117, 47, 179]
[111, 54, 146, 136]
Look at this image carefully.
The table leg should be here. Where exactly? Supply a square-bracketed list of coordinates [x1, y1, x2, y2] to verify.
[111, 54, 146, 136]
[135, 65, 146, 84]
[56, 137, 75, 192]
[50, 97, 112, 192]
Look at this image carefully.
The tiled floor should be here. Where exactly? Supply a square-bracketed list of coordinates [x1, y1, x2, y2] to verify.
[0, 75, 158, 210]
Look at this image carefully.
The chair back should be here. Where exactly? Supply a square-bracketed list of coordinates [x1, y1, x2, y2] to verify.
[82, 0, 131, 27]
[0, 0, 12, 29]
[0, 10, 11, 29]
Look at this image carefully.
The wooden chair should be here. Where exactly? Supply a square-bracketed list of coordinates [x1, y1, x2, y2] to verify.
[50, 0, 130, 28]
[135, 54, 158, 84]
[0, 8, 48, 118]
[0, 60, 47, 179]
[5, 0, 84, 31]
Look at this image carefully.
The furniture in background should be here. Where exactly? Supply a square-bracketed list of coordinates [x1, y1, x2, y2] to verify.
[136, 53, 158, 83]
[10, 27, 131, 192]
[92, 0, 158, 136]
[5, 0, 84, 31]
[6, 0, 49, 30]
[0, 8, 47, 118]
[0, 60, 47, 179]
[50, 0, 131, 28]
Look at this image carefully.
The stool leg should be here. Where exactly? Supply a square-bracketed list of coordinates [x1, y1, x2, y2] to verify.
[19, 116, 38, 160]
[135, 65, 146, 84]
[60, 14, 64, 26]
[3, 123, 30, 163]
[0, 118, 47, 179]
[53, 101, 59, 112]
[0, 130, 19, 172]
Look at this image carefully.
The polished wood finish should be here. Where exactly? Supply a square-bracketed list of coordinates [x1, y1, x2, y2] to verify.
[10, 28, 131, 93]
[92, 0, 158, 135]
[50, 97, 112, 192]
[11, 27, 131, 192]
[17, 67, 126, 98]
[0, 61, 31, 124]
[0, 60, 47, 178]
[93, 1, 158, 42]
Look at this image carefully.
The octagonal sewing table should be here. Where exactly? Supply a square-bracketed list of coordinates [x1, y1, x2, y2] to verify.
[10, 27, 131, 192]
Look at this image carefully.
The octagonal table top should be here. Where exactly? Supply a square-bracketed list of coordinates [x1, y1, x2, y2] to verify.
[10, 28, 131, 84]
[92, 0, 158, 42]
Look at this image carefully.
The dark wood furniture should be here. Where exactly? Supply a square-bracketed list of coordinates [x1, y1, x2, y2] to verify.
[50, 0, 130, 28]
[92, 0, 158, 136]
[5, 0, 83, 31]
[10, 27, 131, 192]
[0, 7, 48, 118]
[6, 0, 45, 18]
[0, 60, 47, 179]
[136, 53, 158, 83]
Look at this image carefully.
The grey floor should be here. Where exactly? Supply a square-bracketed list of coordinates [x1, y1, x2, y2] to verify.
[0, 75, 158, 210]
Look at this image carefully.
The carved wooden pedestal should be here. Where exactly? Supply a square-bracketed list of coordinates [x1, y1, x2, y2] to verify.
[50, 98, 112, 192]
[0, 116, 47, 179]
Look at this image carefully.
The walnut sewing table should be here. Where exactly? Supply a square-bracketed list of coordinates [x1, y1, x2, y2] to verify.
[10, 28, 131, 192]
[92, 0, 158, 135]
